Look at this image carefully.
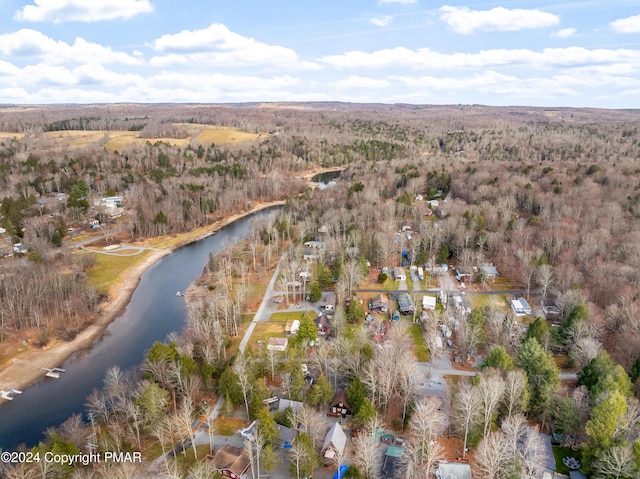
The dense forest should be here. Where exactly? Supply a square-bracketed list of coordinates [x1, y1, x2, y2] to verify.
[1, 103, 640, 479]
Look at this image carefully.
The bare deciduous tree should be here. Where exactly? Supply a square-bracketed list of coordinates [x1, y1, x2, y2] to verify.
[474, 431, 512, 479]
[453, 381, 481, 458]
[503, 369, 528, 419]
[478, 372, 505, 437]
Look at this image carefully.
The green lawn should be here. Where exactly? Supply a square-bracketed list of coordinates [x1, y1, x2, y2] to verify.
[213, 417, 248, 436]
[553, 446, 582, 475]
[247, 322, 287, 351]
[405, 274, 414, 290]
[86, 250, 150, 294]
[268, 311, 316, 322]
[408, 323, 430, 362]
[468, 293, 507, 310]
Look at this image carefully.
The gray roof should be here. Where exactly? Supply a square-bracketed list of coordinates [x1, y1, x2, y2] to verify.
[438, 462, 472, 479]
[322, 422, 347, 455]
[276, 424, 296, 445]
[569, 472, 588, 479]
[278, 399, 304, 414]
[537, 433, 556, 473]
[397, 293, 414, 311]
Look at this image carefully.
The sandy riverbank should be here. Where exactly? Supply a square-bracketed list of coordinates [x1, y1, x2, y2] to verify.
[0, 200, 286, 394]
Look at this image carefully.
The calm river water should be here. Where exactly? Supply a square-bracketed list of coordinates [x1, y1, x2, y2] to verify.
[0, 207, 280, 450]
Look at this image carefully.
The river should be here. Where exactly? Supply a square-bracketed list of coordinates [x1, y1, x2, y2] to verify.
[0, 207, 280, 450]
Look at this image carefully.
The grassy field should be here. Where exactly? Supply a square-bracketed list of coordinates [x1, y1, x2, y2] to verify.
[0, 132, 24, 141]
[268, 311, 316, 322]
[213, 417, 248, 436]
[468, 293, 507, 310]
[409, 322, 431, 362]
[86, 250, 150, 294]
[248, 322, 286, 349]
[23, 124, 261, 152]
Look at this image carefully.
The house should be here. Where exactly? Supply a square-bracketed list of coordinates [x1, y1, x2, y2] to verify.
[514, 427, 556, 478]
[329, 389, 352, 417]
[455, 266, 473, 282]
[422, 295, 437, 311]
[382, 444, 404, 479]
[319, 293, 337, 312]
[510, 297, 532, 316]
[303, 241, 324, 249]
[276, 424, 296, 448]
[314, 314, 332, 335]
[397, 293, 415, 316]
[432, 264, 449, 274]
[392, 268, 406, 281]
[369, 294, 389, 313]
[481, 264, 499, 279]
[277, 398, 304, 415]
[210, 445, 251, 479]
[322, 422, 347, 466]
[437, 462, 472, 479]
[267, 337, 288, 351]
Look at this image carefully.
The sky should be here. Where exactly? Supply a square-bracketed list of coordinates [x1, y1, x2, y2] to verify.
[0, 0, 639, 108]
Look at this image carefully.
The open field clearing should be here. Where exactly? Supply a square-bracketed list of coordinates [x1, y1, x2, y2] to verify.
[9, 124, 261, 151]
[86, 250, 151, 295]
[0, 132, 24, 141]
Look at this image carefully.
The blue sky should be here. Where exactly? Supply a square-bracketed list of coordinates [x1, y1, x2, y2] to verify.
[0, 0, 639, 107]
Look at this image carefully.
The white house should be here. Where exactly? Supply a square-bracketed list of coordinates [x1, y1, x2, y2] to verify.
[510, 298, 532, 316]
[267, 337, 288, 351]
[422, 295, 437, 311]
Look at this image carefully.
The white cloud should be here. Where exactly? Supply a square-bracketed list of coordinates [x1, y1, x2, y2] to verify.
[552, 28, 577, 38]
[319, 46, 640, 71]
[15, 0, 153, 23]
[369, 15, 393, 27]
[378, 0, 417, 4]
[334, 76, 391, 90]
[439, 5, 560, 34]
[0, 29, 143, 65]
[610, 14, 640, 33]
[150, 23, 319, 69]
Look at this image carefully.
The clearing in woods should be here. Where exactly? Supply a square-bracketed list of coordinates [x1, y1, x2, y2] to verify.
[7, 125, 261, 152]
